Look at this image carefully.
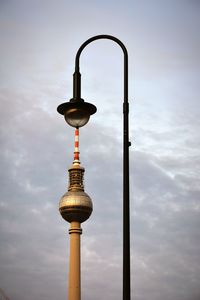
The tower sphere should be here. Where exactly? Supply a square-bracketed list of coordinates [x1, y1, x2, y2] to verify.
[59, 191, 93, 223]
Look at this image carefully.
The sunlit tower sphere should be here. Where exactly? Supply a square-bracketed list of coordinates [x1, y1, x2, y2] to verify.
[59, 162, 93, 223]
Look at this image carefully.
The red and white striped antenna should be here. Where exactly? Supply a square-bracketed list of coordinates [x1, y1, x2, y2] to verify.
[73, 128, 80, 164]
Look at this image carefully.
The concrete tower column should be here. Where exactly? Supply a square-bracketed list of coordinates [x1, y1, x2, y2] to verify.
[68, 221, 82, 300]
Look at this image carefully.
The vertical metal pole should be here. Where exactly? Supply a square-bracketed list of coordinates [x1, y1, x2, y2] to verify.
[123, 52, 130, 300]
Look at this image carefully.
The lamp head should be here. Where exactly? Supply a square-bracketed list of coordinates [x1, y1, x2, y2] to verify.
[57, 98, 97, 128]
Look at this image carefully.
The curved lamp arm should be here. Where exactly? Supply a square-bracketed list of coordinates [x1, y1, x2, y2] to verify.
[73, 35, 128, 106]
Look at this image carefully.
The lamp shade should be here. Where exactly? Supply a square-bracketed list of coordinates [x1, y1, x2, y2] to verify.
[57, 99, 97, 128]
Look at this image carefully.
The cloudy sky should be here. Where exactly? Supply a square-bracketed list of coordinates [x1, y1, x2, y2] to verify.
[0, 0, 200, 299]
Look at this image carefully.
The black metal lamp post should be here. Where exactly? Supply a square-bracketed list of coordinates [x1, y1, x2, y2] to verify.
[57, 34, 131, 300]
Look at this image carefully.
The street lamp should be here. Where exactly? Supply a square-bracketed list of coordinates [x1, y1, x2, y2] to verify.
[57, 34, 131, 300]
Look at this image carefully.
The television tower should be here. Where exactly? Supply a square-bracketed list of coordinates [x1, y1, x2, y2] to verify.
[59, 128, 93, 300]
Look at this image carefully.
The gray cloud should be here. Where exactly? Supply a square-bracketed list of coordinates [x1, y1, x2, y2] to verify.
[1, 0, 200, 300]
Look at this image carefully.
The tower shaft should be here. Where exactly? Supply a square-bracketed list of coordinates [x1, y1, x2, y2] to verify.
[68, 221, 82, 300]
